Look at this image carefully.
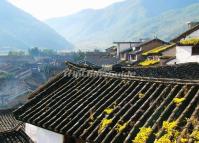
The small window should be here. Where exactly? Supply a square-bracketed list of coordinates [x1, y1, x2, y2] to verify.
[130, 55, 137, 61]
[192, 45, 199, 55]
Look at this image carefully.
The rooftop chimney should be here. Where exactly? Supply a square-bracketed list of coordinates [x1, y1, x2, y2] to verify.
[187, 21, 199, 29]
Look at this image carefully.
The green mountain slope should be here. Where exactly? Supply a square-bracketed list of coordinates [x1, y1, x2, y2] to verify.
[0, 0, 73, 53]
[46, 0, 199, 50]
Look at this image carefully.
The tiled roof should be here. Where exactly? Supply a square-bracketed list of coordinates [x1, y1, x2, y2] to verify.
[14, 68, 199, 143]
[121, 63, 199, 80]
[135, 38, 168, 48]
[142, 44, 176, 56]
[0, 109, 33, 143]
[0, 109, 22, 133]
[84, 53, 118, 66]
[66, 61, 101, 70]
[0, 130, 33, 143]
[78, 60, 102, 69]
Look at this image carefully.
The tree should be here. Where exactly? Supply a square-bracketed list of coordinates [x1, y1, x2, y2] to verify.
[42, 49, 57, 56]
[8, 50, 25, 56]
[73, 50, 85, 62]
[28, 47, 41, 57]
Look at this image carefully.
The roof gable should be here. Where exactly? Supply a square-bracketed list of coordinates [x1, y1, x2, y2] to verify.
[171, 24, 199, 43]
[135, 38, 168, 48]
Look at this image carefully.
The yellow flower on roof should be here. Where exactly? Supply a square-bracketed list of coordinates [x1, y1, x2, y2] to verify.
[139, 59, 160, 66]
[173, 98, 185, 105]
[180, 138, 188, 143]
[104, 107, 114, 114]
[154, 135, 172, 143]
[190, 130, 199, 141]
[162, 121, 178, 132]
[180, 38, 199, 45]
[155, 121, 179, 143]
[132, 127, 152, 143]
[98, 118, 112, 133]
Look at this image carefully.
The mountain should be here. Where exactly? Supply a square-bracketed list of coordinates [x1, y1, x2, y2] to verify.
[46, 0, 199, 50]
[0, 0, 73, 53]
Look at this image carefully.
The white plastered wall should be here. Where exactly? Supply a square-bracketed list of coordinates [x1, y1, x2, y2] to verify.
[26, 123, 64, 143]
[176, 46, 199, 63]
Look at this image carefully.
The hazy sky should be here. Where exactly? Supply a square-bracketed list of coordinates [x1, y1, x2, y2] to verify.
[8, 0, 124, 20]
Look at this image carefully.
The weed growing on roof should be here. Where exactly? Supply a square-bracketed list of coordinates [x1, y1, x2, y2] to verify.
[115, 121, 129, 133]
[138, 92, 145, 98]
[104, 102, 116, 115]
[132, 127, 152, 143]
[104, 107, 114, 114]
[89, 110, 94, 125]
[98, 118, 112, 133]
[173, 98, 185, 106]
[89, 110, 94, 121]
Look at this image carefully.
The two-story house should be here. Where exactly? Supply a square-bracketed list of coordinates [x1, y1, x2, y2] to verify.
[113, 41, 142, 61]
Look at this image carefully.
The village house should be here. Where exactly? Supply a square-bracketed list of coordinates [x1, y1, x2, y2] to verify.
[14, 64, 199, 143]
[0, 109, 33, 143]
[113, 41, 142, 62]
[170, 22, 199, 64]
[114, 38, 168, 64]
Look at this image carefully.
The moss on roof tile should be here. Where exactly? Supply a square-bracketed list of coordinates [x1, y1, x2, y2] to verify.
[142, 44, 175, 56]
[179, 38, 199, 46]
[138, 59, 160, 66]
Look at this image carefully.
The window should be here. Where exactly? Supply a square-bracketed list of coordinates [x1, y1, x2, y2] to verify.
[192, 45, 199, 55]
[130, 55, 137, 61]
[120, 53, 126, 60]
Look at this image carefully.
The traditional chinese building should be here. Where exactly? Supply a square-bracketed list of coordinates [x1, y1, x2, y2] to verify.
[14, 65, 199, 143]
